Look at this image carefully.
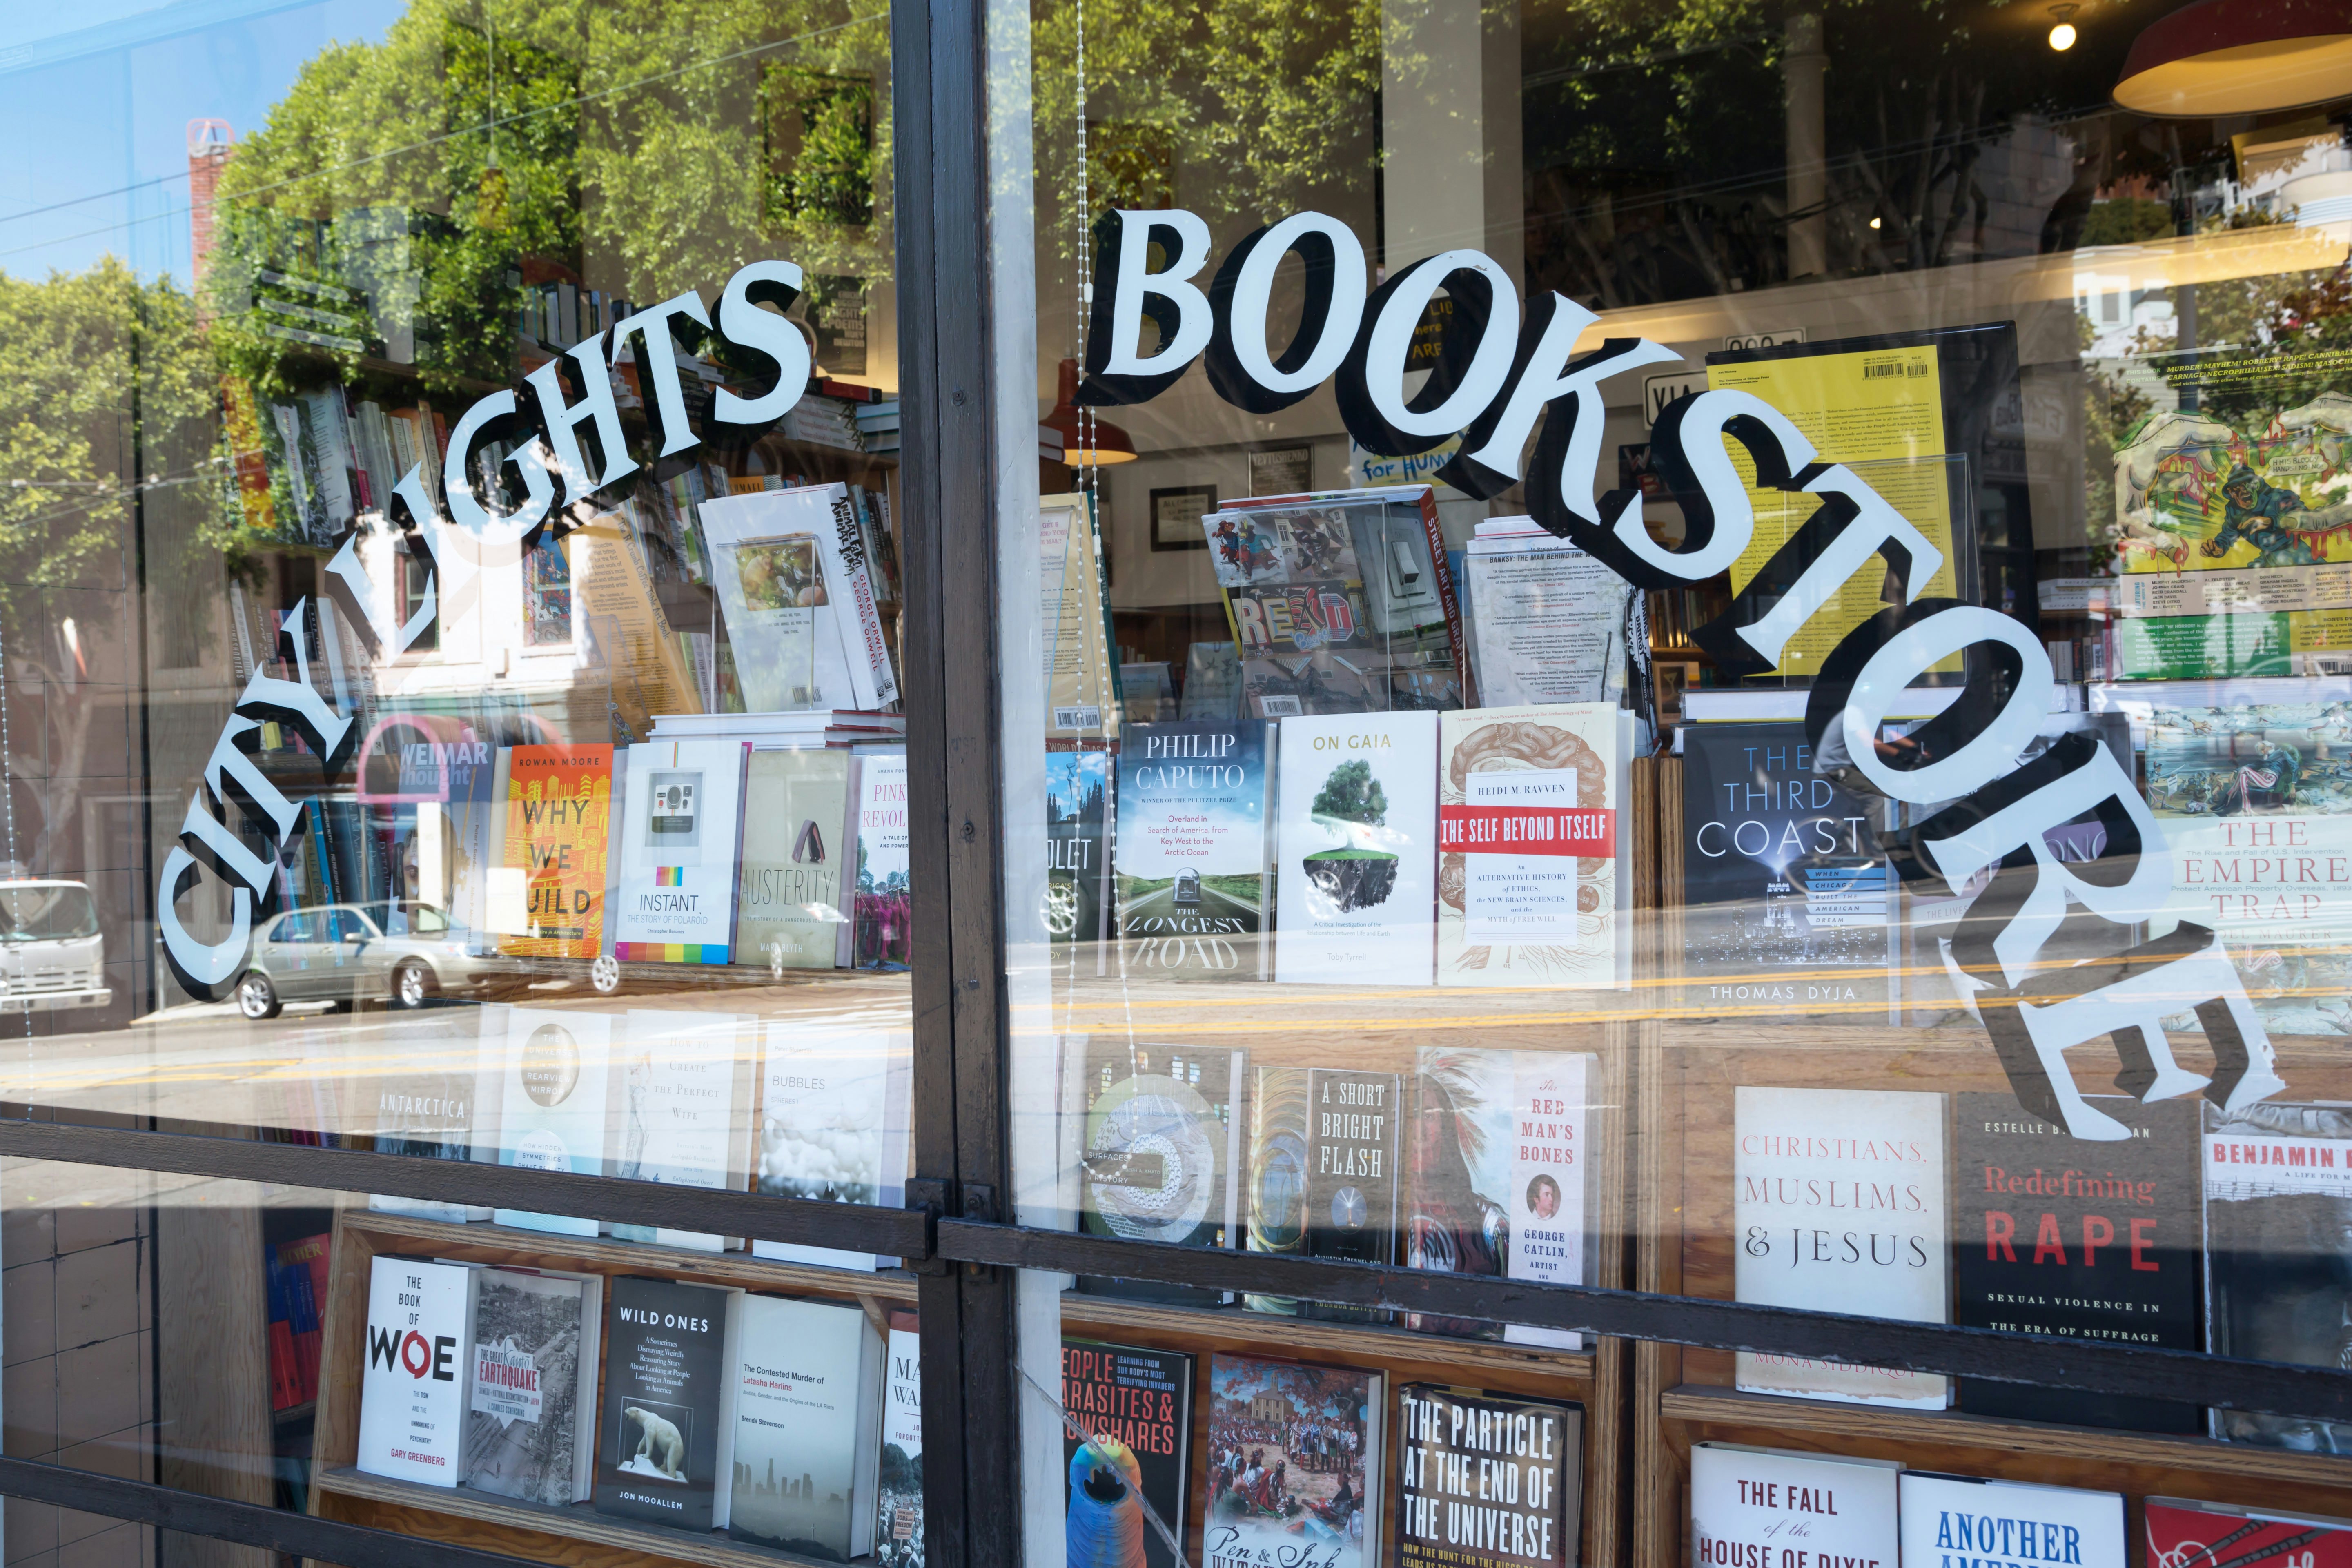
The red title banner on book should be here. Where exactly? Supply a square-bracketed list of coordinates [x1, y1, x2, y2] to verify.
[1438, 805, 1616, 856]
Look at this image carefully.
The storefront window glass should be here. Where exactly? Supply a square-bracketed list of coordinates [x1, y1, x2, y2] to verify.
[988, 0, 2352, 1561]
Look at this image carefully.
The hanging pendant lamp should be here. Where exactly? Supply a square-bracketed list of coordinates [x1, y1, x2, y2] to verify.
[2114, 0, 2352, 117]
[1041, 357, 1138, 465]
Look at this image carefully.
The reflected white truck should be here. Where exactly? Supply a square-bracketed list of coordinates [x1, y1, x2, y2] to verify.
[0, 880, 110, 1013]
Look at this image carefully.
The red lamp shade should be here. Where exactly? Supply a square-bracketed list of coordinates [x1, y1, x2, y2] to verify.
[1040, 357, 1138, 466]
[2115, 0, 2352, 116]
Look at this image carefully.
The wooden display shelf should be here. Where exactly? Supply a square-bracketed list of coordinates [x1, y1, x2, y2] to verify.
[317, 1467, 842, 1568]
[310, 1210, 917, 1568]
[1628, 1012, 2352, 1568]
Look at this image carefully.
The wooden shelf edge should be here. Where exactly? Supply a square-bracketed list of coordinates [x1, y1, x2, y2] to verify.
[1658, 1384, 2352, 1487]
[341, 1211, 920, 1303]
[316, 1468, 853, 1568]
[1058, 1291, 1599, 1383]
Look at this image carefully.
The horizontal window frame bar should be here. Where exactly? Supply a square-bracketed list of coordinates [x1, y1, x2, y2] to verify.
[0, 1456, 550, 1568]
[13, 1117, 2348, 1424]
[0, 1118, 933, 1257]
[935, 1219, 2352, 1423]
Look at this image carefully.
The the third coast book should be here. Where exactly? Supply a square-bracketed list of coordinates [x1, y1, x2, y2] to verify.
[1397, 1385, 1582, 1568]
[1115, 719, 1274, 979]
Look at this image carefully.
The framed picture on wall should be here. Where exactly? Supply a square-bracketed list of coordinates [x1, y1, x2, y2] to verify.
[1654, 659, 1703, 723]
[1150, 485, 1216, 551]
[1247, 445, 1312, 498]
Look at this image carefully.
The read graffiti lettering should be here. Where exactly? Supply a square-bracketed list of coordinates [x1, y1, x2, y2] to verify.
[1080, 204, 2287, 1143]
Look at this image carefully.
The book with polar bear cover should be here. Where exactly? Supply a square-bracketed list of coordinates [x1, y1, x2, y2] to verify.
[751, 1025, 913, 1271]
[595, 1276, 745, 1531]
[726, 1296, 886, 1561]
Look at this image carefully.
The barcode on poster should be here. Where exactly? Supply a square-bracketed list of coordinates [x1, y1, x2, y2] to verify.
[1864, 361, 1930, 379]
[1053, 706, 1101, 729]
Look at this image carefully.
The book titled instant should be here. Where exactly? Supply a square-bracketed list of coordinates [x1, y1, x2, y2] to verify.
[1396, 1385, 1581, 1568]
[1274, 710, 1439, 986]
[1204, 1353, 1383, 1568]
[357, 1257, 476, 1487]
[728, 1295, 886, 1562]
[1732, 1086, 1950, 1408]
[594, 1276, 745, 1532]
[462, 1266, 602, 1505]
[1898, 1473, 2125, 1568]
[1115, 720, 1274, 980]
[1062, 1339, 1194, 1568]
[1952, 1094, 2201, 1431]
[613, 737, 748, 964]
[1406, 1049, 1592, 1349]
[1688, 1444, 1898, 1568]
[1437, 703, 1628, 989]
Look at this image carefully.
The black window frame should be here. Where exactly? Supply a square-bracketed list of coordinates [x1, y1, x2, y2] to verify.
[4, 3, 2352, 1568]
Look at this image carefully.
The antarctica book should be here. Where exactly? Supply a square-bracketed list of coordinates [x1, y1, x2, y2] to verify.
[357, 1256, 477, 1487]
[368, 1060, 491, 1223]
[727, 1294, 886, 1561]
[593, 1275, 745, 1532]
[1204, 1353, 1383, 1568]
[1732, 1085, 1950, 1408]
[1065, 1036, 1247, 1305]
[460, 1265, 603, 1505]
[1951, 1093, 2201, 1432]
[1061, 1339, 1194, 1568]
[1897, 1472, 2125, 1568]
[1396, 1384, 1581, 1568]
[1688, 1444, 1898, 1568]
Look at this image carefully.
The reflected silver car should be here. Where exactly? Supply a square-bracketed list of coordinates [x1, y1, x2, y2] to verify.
[235, 902, 499, 1020]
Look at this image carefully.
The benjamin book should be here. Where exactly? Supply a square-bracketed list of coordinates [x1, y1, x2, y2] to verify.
[2204, 1100, 2352, 1450]
[1062, 1339, 1194, 1568]
[1396, 1385, 1581, 1568]
[594, 1276, 745, 1532]
[1951, 1093, 2200, 1432]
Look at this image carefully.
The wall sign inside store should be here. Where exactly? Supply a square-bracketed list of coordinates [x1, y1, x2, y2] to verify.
[1078, 206, 2283, 1142]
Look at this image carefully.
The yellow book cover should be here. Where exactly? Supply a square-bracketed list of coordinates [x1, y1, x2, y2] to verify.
[499, 744, 614, 959]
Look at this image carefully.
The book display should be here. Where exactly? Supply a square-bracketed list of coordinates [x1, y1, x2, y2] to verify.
[36, 16, 2352, 1568]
